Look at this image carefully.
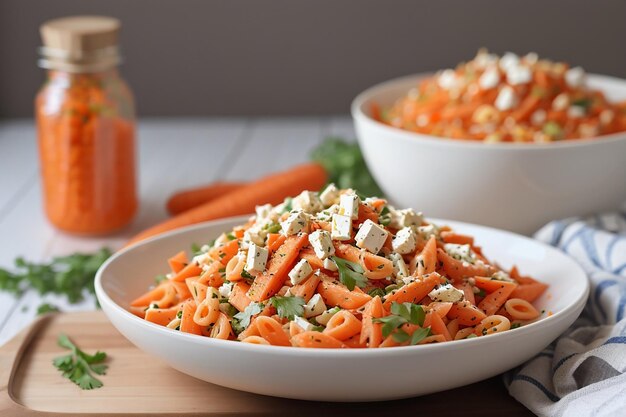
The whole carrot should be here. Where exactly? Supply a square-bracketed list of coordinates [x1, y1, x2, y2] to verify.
[126, 163, 327, 246]
[166, 181, 246, 215]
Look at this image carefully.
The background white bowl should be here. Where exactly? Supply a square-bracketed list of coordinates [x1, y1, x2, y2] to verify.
[96, 216, 588, 402]
[352, 73, 626, 235]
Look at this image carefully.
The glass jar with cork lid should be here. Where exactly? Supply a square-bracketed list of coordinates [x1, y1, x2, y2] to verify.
[36, 16, 137, 235]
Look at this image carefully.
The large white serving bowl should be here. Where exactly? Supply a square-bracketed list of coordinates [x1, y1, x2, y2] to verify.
[96, 216, 588, 402]
[352, 73, 626, 235]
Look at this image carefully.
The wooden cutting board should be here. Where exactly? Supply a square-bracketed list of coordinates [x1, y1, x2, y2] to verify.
[0, 312, 534, 416]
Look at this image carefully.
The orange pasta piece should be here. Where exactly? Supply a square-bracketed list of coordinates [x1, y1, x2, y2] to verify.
[229, 281, 252, 312]
[343, 334, 367, 348]
[241, 335, 270, 345]
[437, 249, 496, 282]
[360, 296, 384, 348]
[323, 310, 362, 341]
[447, 300, 487, 326]
[197, 260, 225, 288]
[292, 331, 346, 348]
[424, 311, 452, 341]
[186, 278, 208, 304]
[429, 301, 453, 318]
[171, 262, 203, 283]
[237, 319, 261, 340]
[130, 282, 177, 308]
[413, 235, 438, 276]
[168, 250, 188, 273]
[171, 280, 192, 301]
[266, 233, 287, 254]
[440, 232, 474, 246]
[255, 316, 291, 346]
[317, 277, 372, 309]
[144, 306, 180, 327]
[248, 233, 309, 302]
[383, 272, 442, 309]
[209, 239, 239, 264]
[180, 300, 202, 335]
[474, 277, 517, 316]
[225, 255, 245, 282]
[210, 313, 232, 339]
[334, 243, 393, 280]
[299, 248, 325, 270]
[510, 282, 548, 303]
[290, 273, 321, 302]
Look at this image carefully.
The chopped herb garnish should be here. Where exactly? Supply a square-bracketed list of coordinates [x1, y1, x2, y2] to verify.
[374, 302, 427, 343]
[379, 206, 392, 226]
[367, 287, 386, 298]
[332, 256, 368, 291]
[233, 302, 263, 329]
[52, 334, 108, 390]
[270, 295, 305, 320]
[511, 322, 521, 329]
[264, 223, 282, 233]
[226, 233, 236, 241]
[476, 288, 486, 298]
[154, 274, 168, 284]
[241, 269, 254, 279]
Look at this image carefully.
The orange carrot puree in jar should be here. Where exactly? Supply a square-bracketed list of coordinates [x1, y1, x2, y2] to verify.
[36, 16, 137, 235]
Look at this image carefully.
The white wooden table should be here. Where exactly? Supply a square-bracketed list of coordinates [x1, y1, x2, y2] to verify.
[0, 117, 355, 346]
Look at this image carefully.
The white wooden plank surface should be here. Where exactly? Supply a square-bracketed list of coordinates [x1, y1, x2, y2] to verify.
[0, 116, 350, 346]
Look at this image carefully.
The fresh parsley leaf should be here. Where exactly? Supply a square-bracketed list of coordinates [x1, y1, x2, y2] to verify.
[270, 296, 305, 320]
[510, 322, 521, 330]
[391, 329, 410, 343]
[311, 137, 384, 197]
[572, 98, 592, 110]
[476, 288, 486, 298]
[154, 274, 168, 285]
[263, 223, 282, 234]
[233, 302, 263, 329]
[53, 334, 108, 390]
[367, 287, 385, 298]
[379, 206, 392, 226]
[409, 327, 431, 345]
[0, 248, 111, 307]
[332, 256, 368, 291]
[282, 197, 293, 213]
[226, 233, 236, 241]
[374, 302, 427, 340]
[240, 269, 254, 279]
[37, 303, 60, 315]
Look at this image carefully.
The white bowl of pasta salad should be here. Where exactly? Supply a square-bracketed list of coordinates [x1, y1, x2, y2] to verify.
[352, 51, 626, 235]
[95, 189, 588, 401]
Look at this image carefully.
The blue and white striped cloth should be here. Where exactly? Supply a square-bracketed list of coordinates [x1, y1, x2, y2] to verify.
[506, 211, 626, 417]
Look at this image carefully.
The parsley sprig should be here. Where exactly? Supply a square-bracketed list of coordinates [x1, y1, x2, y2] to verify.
[270, 295, 305, 320]
[0, 248, 111, 307]
[53, 334, 108, 390]
[233, 302, 263, 330]
[374, 302, 431, 345]
[332, 256, 368, 291]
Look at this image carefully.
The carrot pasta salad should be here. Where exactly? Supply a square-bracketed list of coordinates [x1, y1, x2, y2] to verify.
[377, 50, 626, 142]
[130, 187, 548, 348]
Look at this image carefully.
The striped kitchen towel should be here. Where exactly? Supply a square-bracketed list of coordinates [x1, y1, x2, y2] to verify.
[506, 212, 626, 417]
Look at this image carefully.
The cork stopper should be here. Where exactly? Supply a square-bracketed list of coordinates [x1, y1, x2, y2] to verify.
[39, 16, 121, 73]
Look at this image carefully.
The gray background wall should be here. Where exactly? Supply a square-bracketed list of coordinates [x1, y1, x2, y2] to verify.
[1, 0, 625, 118]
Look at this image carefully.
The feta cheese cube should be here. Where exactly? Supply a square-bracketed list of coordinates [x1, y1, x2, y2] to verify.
[392, 227, 418, 255]
[506, 65, 532, 85]
[417, 224, 440, 240]
[288, 258, 313, 285]
[355, 219, 388, 254]
[315, 204, 339, 222]
[444, 243, 475, 264]
[492, 270, 516, 283]
[428, 283, 465, 303]
[438, 69, 460, 90]
[390, 208, 423, 229]
[495, 86, 518, 111]
[243, 225, 267, 247]
[323, 257, 338, 271]
[218, 282, 233, 298]
[319, 183, 340, 206]
[246, 244, 268, 273]
[478, 66, 500, 90]
[567, 105, 586, 118]
[499, 52, 520, 72]
[565, 66, 585, 89]
[552, 93, 569, 111]
[331, 213, 352, 241]
[294, 316, 314, 332]
[309, 230, 335, 260]
[315, 307, 341, 326]
[255, 204, 273, 222]
[304, 294, 327, 318]
[280, 210, 308, 236]
[388, 253, 409, 278]
[293, 190, 324, 214]
[339, 193, 360, 219]
[530, 109, 547, 126]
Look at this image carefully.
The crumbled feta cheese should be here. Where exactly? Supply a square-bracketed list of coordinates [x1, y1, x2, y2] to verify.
[288, 258, 313, 285]
[280, 210, 308, 236]
[438, 69, 461, 90]
[492, 270, 516, 283]
[309, 230, 335, 260]
[192, 252, 211, 267]
[478, 66, 500, 90]
[246, 244, 268, 273]
[530, 109, 547, 126]
[339, 193, 360, 219]
[294, 316, 314, 331]
[428, 284, 465, 303]
[315, 204, 339, 222]
[392, 227, 418, 255]
[564, 66, 585, 89]
[293, 190, 324, 214]
[388, 252, 409, 278]
[355, 219, 388, 254]
[567, 105, 586, 118]
[417, 224, 440, 240]
[331, 213, 352, 241]
[444, 243, 475, 264]
[243, 225, 267, 247]
[255, 204, 273, 222]
[319, 183, 340, 206]
[304, 294, 327, 318]
[495, 86, 518, 111]
[218, 282, 233, 298]
[315, 307, 340, 326]
[600, 110, 614, 126]
[552, 93, 569, 111]
[499, 52, 520, 72]
[416, 114, 430, 127]
[474, 50, 498, 69]
[506, 65, 532, 85]
[523, 52, 539, 65]
[323, 257, 338, 271]
[390, 208, 423, 229]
